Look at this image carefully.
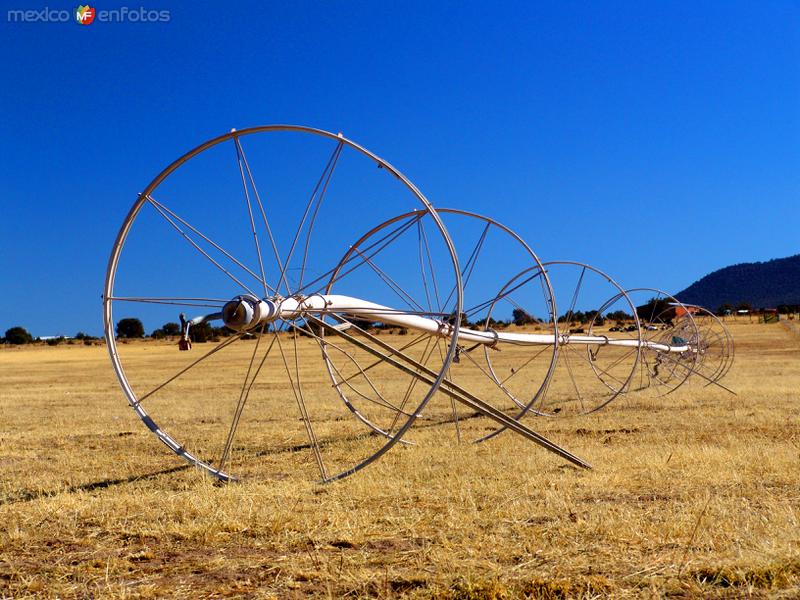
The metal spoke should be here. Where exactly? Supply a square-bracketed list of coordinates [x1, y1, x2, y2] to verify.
[274, 326, 327, 479]
[327, 353, 416, 419]
[108, 296, 227, 309]
[500, 292, 529, 315]
[387, 332, 439, 435]
[135, 333, 244, 406]
[418, 218, 443, 312]
[459, 341, 528, 410]
[298, 141, 344, 291]
[441, 221, 491, 310]
[638, 348, 651, 390]
[293, 212, 423, 298]
[347, 246, 428, 314]
[274, 141, 344, 295]
[596, 343, 639, 376]
[499, 344, 553, 385]
[559, 342, 585, 412]
[233, 138, 270, 299]
[293, 322, 416, 424]
[539, 270, 554, 319]
[146, 196, 264, 296]
[464, 269, 544, 319]
[309, 306, 452, 319]
[234, 136, 286, 287]
[560, 266, 586, 335]
[565, 342, 628, 389]
[433, 336, 461, 442]
[334, 329, 434, 387]
[218, 326, 275, 472]
[647, 293, 661, 325]
[417, 219, 434, 313]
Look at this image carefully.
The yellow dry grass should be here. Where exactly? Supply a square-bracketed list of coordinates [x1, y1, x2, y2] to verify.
[0, 320, 798, 598]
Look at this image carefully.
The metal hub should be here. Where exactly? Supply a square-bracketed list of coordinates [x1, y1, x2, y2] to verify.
[221, 294, 279, 331]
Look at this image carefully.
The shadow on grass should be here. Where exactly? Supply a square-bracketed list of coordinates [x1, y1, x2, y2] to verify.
[0, 464, 190, 506]
[249, 410, 493, 457]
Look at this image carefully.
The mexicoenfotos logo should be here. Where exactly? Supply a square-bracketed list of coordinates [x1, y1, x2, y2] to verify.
[75, 5, 95, 25]
[6, 5, 170, 23]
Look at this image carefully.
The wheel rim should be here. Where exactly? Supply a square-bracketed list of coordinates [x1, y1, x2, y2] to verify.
[103, 125, 463, 482]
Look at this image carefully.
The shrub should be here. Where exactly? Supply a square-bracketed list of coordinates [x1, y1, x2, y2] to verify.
[4, 326, 33, 345]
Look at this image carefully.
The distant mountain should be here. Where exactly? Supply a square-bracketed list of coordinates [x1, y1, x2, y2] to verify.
[675, 254, 800, 310]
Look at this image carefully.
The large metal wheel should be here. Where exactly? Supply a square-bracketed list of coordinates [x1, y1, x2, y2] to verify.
[318, 208, 559, 443]
[103, 125, 463, 482]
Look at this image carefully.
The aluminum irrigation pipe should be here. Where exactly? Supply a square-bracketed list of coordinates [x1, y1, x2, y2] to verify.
[212, 293, 692, 354]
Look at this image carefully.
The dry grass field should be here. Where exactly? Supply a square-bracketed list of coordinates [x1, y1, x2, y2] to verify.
[1, 319, 798, 598]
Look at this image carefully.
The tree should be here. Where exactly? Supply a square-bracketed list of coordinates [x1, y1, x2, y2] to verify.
[151, 322, 181, 339]
[716, 303, 734, 316]
[636, 298, 671, 322]
[558, 310, 586, 324]
[512, 308, 535, 326]
[778, 304, 800, 316]
[116, 318, 145, 339]
[4, 326, 33, 345]
[162, 322, 180, 336]
[584, 310, 604, 326]
[445, 311, 470, 328]
[606, 310, 633, 324]
[189, 321, 213, 343]
[486, 317, 508, 329]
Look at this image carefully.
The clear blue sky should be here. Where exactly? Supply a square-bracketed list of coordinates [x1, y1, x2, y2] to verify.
[1, 1, 798, 337]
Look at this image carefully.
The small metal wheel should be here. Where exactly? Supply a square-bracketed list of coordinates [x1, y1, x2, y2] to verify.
[622, 288, 700, 396]
[685, 305, 735, 390]
[103, 125, 463, 482]
[522, 261, 642, 417]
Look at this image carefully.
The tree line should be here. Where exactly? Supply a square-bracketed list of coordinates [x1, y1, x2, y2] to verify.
[116, 318, 232, 343]
[1, 327, 99, 346]
[715, 302, 800, 315]
[3, 308, 642, 346]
